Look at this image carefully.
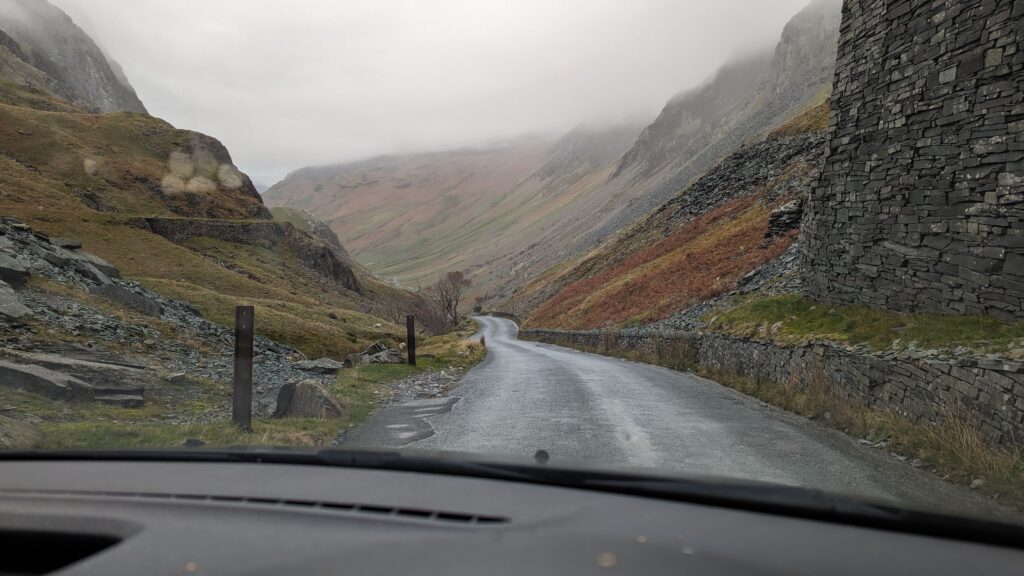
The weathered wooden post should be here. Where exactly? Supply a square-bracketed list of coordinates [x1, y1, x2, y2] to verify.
[406, 314, 416, 366]
[233, 305, 254, 431]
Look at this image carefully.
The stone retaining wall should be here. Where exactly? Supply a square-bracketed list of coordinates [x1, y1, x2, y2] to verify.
[521, 328, 1024, 448]
[802, 0, 1024, 320]
[128, 217, 362, 293]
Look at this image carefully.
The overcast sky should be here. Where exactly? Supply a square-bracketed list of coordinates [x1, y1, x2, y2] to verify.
[51, 0, 809, 185]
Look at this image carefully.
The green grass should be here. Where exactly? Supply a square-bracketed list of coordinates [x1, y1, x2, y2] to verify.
[709, 295, 1024, 353]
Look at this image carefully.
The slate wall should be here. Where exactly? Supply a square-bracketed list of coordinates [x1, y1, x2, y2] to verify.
[521, 328, 1024, 448]
[801, 0, 1024, 320]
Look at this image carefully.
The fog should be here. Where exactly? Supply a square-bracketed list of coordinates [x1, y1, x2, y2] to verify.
[51, 0, 810, 185]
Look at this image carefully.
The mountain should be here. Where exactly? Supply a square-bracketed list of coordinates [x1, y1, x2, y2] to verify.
[0, 0, 146, 113]
[0, 1, 415, 359]
[513, 106, 830, 328]
[265, 123, 644, 291]
[269, 0, 842, 306]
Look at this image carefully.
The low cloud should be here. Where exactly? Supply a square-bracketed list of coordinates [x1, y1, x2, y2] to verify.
[52, 0, 811, 184]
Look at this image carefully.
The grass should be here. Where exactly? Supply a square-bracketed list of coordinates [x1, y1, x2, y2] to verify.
[527, 333, 1024, 513]
[768, 101, 830, 139]
[14, 322, 486, 450]
[708, 294, 1024, 354]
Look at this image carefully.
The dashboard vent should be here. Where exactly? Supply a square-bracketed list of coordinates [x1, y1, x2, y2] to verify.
[3, 489, 509, 526]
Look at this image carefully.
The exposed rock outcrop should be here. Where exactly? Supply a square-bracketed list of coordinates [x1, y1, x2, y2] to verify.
[0, 0, 147, 113]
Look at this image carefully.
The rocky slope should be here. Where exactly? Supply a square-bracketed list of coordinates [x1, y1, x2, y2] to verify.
[269, 0, 841, 306]
[513, 107, 830, 330]
[0, 0, 146, 113]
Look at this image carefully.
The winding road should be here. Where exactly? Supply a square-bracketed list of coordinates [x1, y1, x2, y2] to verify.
[342, 316, 999, 514]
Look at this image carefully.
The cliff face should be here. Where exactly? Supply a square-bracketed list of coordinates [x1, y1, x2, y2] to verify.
[0, 0, 147, 113]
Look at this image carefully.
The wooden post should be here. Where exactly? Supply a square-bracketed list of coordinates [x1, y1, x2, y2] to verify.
[406, 314, 416, 366]
[233, 305, 254, 431]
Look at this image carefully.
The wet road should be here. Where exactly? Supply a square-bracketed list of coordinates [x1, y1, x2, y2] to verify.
[342, 316, 997, 512]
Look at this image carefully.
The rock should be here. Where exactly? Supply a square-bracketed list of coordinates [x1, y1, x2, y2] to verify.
[90, 283, 163, 316]
[79, 252, 120, 278]
[970, 478, 986, 490]
[42, 247, 76, 268]
[0, 236, 13, 253]
[182, 438, 205, 448]
[74, 261, 111, 285]
[328, 311, 339, 320]
[0, 415, 40, 449]
[51, 238, 82, 250]
[362, 342, 389, 356]
[10, 223, 29, 231]
[765, 199, 803, 239]
[0, 361, 91, 400]
[343, 353, 363, 368]
[272, 380, 346, 419]
[94, 393, 144, 408]
[0, 253, 29, 288]
[2, 350, 150, 396]
[166, 372, 189, 384]
[365, 349, 405, 364]
[0, 280, 30, 323]
[293, 358, 344, 374]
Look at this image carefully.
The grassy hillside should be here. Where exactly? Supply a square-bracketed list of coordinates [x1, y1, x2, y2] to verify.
[265, 125, 643, 297]
[0, 84, 411, 358]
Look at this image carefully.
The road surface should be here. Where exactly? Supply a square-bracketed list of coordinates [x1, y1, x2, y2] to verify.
[342, 316, 1001, 514]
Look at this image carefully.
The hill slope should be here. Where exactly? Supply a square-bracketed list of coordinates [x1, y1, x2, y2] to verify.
[514, 106, 830, 329]
[268, 0, 842, 306]
[0, 4, 415, 358]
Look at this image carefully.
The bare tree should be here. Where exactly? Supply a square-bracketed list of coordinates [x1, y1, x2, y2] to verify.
[435, 271, 471, 330]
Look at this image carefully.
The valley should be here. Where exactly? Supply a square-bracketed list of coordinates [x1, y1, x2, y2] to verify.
[1, 0, 1023, 526]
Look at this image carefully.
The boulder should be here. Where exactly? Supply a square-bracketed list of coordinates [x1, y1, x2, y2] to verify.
[273, 380, 346, 419]
[0, 236, 13, 252]
[90, 284, 163, 317]
[51, 238, 82, 250]
[80, 252, 120, 278]
[74, 261, 112, 285]
[3, 350, 151, 396]
[0, 361, 91, 400]
[365, 349, 405, 364]
[0, 253, 29, 288]
[42, 247, 75, 268]
[293, 358, 344, 374]
[343, 353, 362, 368]
[166, 372, 189, 384]
[0, 280, 30, 323]
[362, 342, 389, 356]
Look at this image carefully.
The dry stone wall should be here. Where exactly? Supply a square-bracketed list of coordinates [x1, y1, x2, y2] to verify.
[801, 0, 1024, 320]
[128, 217, 362, 293]
[520, 328, 1024, 448]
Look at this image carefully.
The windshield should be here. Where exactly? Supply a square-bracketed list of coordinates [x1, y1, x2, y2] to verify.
[0, 0, 1022, 529]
